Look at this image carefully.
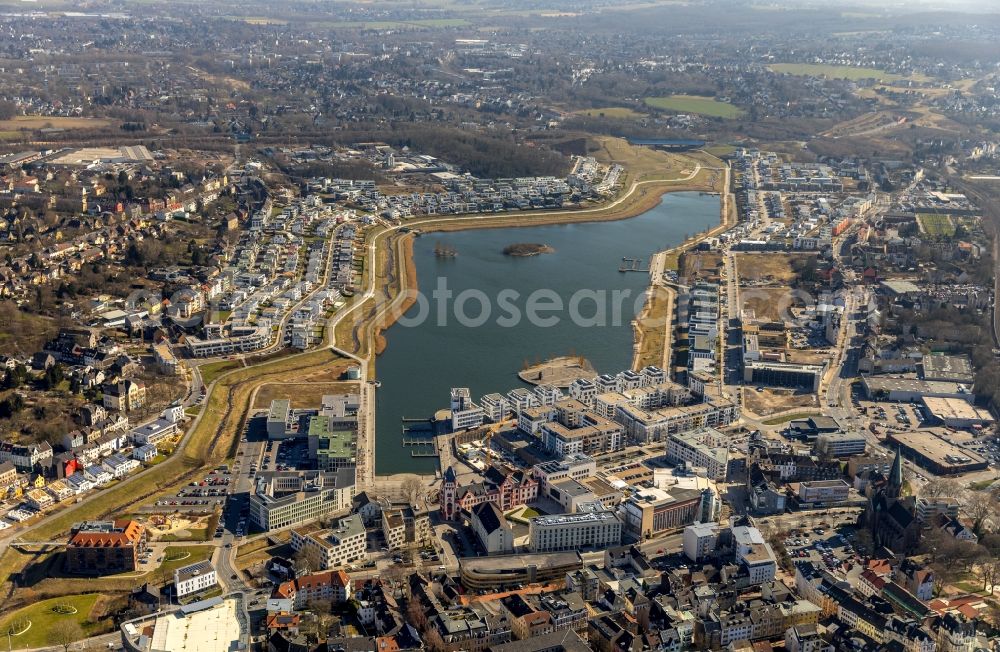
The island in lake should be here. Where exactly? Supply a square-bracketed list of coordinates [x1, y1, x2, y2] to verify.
[502, 242, 555, 257]
[434, 242, 457, 258]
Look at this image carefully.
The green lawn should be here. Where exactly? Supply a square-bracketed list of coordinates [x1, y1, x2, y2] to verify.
[703, 144, 737, 157]
[199, 359, 240, 386]
[643, 95, 743, 119]
[319, 18, 469, 29]
[159, 545, 212, 574]
[769, 63, 905, 82]
[576, 107, 647, 119]
[968, 479, 995, 491]
[917, 213, 956, 237]
[0, 593, 107, 648]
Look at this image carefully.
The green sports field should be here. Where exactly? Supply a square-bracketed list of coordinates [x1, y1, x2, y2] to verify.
[643, 95, 743, 119]
[769, 63, 905, 82]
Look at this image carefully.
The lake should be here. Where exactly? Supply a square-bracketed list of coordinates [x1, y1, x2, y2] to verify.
[373, 191, 720, 474]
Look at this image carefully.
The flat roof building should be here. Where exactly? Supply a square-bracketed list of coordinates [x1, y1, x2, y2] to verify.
[308, 415, 357, 470]
[683, 522, 721, 562]
[744, 360, 824, 392]
[794, 479, 851, 505]
[862, 376, 975, 403]
[620, 485, 704, 538]
[174, 560, 218, 599]
[813, 432, 867, 458]
[290, 514, 367, 570]
[459, 552, 582, 591]
[921, 397, 994, 428]
[665, 427, 730, 480]
[921, 354, 975, 384]
[121, 596, 248, 652]
[267, 399, 291, 439]
[528, 510, 622, 553]
[888, 431, 988, 475]
[249, 468, 356, 531]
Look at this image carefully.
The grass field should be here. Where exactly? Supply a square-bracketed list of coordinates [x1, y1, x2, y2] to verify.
[643, 95, 743, 119]
[769, 63, 905, 82]
[0, 115, 113, 131]
[0, 593, 108, 648]
[160, 545, 212, 574]
[320, 18, 469, 29]
[917, 213, 956, 237]
[198, 359, 240, 386]
[703, 144, 737, 157]
[575, 107, 647, 119]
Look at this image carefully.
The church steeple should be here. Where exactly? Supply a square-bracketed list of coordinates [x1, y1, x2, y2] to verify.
[888, 448, 904, 497]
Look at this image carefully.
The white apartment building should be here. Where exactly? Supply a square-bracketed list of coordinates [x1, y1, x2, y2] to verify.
[507, 387, 540, 413]
[290, 515, 367, 570]
[615, 399, 739, 445]
[528, 510, 622, 553]
[534, 384, 563, 406]
[481, 393, 512, 422]
[568, 378, 597, 408]
[532, 454, 597, 492]
[733, 526, 777, 585]
[683, 522, 720, 562]
[174, 560, 218, 598]
[450, 387, 485, 431]
[665, 427, 731, 481]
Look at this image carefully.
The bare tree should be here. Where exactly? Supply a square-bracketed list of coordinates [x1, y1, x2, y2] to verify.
[965, 492, 997, 536]
[920, 478, 960, 500]
[293, 545, 325, 575]
[47, 620, 84, 652]
[401, 476, 425, 506]
[979, 558, 1000, 592]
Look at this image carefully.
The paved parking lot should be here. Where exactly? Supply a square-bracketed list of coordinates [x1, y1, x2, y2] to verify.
[784, 524, 864, 582]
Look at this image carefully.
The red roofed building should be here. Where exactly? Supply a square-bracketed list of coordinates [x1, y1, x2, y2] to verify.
[65, 519, 147, 574]
[858, 568, 887, 598]
[273, 570, 351, 608]
[265, 612, 301, 635]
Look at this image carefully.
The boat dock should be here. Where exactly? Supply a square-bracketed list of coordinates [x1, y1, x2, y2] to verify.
[401, 417, 440, 457]
[619, 257, 650, 273]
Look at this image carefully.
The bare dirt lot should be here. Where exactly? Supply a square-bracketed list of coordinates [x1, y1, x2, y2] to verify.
[681, 251, 724, 281]
[740, 287, 796, 321]
[743, 387, 820, 417]
[253, 381, 360, 409]
[734, 253, 812, 284]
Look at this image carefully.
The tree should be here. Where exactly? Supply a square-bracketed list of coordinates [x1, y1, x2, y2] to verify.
[292, 544, 324, 576]
[47, 620, 83, 651]
[401, 477, 425, 506]
[920, 478, 960, 500]
[965, 492, 997, 536]
[978, 558, 1000, 592]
